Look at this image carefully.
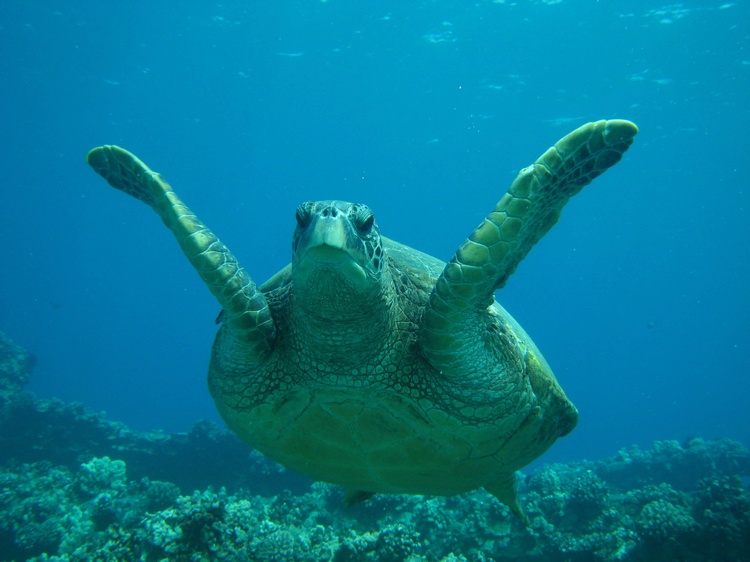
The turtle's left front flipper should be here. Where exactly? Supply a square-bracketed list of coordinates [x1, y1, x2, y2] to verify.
[86, 146, 275, 358]
[421, 119, 638, 371]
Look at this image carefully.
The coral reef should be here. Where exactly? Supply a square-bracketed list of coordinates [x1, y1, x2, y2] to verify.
[1, 332, 749, 561]
[0, 332, 287, 496]
[0, 332, 32, 405]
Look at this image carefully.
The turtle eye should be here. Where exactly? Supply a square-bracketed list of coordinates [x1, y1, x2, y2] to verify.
[295, 204, 312, 228]
[355, 208, 375, 234]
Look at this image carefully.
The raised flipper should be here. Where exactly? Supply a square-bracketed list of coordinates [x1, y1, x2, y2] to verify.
[86, 145, 275, 357]
[420, 120, 638, 370]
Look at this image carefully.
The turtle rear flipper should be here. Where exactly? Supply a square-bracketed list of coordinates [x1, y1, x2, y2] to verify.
[421, 120, 638, 373]
[86, 145, 275, 357]
[485, 472, 529, 526]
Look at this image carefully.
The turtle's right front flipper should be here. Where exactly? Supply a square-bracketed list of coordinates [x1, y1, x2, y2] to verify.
[86, 145, 275, 358]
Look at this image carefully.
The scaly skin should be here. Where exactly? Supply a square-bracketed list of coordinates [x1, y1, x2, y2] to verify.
[86, 119, 637, 523]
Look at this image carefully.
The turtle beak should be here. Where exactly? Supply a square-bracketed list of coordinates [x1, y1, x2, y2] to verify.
[295, 212, 368, 282]
[304, 215, 350, 262]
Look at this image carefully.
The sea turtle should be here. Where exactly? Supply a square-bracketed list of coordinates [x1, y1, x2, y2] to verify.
[87, 119, 637, 521]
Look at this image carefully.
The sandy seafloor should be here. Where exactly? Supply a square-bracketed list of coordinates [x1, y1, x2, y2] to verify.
[1, 1, 749, 560]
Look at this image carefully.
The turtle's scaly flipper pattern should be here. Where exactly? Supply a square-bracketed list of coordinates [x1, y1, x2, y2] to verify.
[421, 120, 638, 372]
[87, 146, 275, 357]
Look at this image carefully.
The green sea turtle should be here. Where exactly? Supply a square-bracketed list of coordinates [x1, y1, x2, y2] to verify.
[87, 119, 637, 521]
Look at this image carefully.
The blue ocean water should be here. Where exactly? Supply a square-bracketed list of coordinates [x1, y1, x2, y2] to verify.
[0, 0, 747, 472]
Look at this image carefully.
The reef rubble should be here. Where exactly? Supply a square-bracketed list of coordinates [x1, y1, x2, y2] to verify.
[1, 331, 748, 561]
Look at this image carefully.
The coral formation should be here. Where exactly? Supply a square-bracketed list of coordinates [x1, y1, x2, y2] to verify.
[1, 332, 749, 561]
[0, 332, 32, 406]
[77, 456, 127, 496]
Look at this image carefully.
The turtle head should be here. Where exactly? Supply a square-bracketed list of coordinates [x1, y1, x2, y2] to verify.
[292, 201, 385, 317]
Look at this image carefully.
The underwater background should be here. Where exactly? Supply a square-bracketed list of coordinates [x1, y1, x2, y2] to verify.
[1, 1, 749, 560]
